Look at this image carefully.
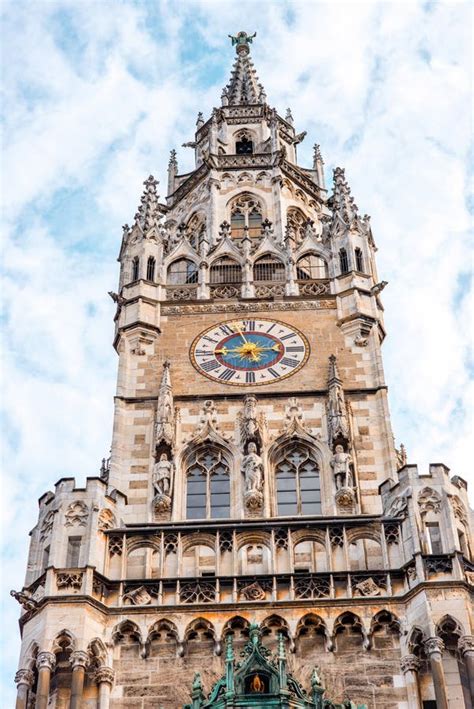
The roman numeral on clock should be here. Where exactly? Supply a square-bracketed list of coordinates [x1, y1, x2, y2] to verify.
[203, 335, 218, 344]
[201, 359, 220, 372]
[244, 320, 256, 331]
[218, 368, 236, 381]
[246, 371, 255, 383]
[280, 357, 299, 368]
[268, 368, 280, 378]
[280, 332, 296, 341]
[195, 349, 211, 357]
[219, 325, 234, 336]
[286, 346, 304, 352]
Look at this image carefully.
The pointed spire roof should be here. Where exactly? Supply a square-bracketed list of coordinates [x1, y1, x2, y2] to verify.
[155, 360, 175, 450]
[331, 167, 359, 225]
[224, 31, 265, 105]
[134, 175, 161, 231]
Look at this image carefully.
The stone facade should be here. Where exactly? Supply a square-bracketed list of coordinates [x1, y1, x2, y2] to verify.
[12, 32, 473, 709]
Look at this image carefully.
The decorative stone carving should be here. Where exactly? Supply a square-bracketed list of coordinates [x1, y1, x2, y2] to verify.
[384, 523, 400, 544]
[153, 453, 173, 496]
[71, 650, 89, 670]
[458, 635, 474, 657]
[15, 669, 34, 687]
[329, 526, 344, 547]
[450, 495, 468, 525]
[64, 501, 89, 527]
[240, 394, 263, 448]
[400, 654, 420, 674]
[239, 580, 267, 601]
[180, 581, 216, 604]
[108, 536, 123, 556]
[153, 492, 172, 517]
[242, 442, 264, 512]
[417, 487, 441, 515]
[395, 443, 407, 470]
[274, 528, 288, 550]
[39, 510, 56, 541]
[294, 575, 330, 599]
[424, 636, 444, 656]
[353, 577, 384, 596]
[327, 355, 350, 448]
[219, 531, 233, 553]
[36, 652, 55, 671]
[384, 494, 408, 519]
[123, 585, 154, 606]
[155, 360, 175, 450]
[97, 508, 116, 532]
[406, 564, 417, 584]
[424, 556, 452, 575]
[57, 572, 83, 590]
[464, 570, 474, 586]
[10, 589, 38, 612]
[164, 533, 178, 554]
[94, 666, 115, 686]
[335, 486, 356, 512]
[331, 445, 353, 490]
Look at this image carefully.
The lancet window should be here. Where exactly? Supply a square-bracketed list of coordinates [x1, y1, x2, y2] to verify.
[287, 207, 307, 243]
[274, 443, 321, 516]
[186, 448, 231, 520]
[253, 255, 285, 282]
[230, 194, 263, 239]
[339, 248, 349, 274]
[131, 256, 140, 281]
[167, 258, 198, 285]
[296, 254, 328, 280]
[209, 257, 242, 284]
[186, 212, 206, 250]
[146, 256, 156, 282]
[354, 247, 364, 273]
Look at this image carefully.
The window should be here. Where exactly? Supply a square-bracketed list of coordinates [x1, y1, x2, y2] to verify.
[296, 254, 328, 280]
[253, 255, 285, 282]
[458, 530, 469, 557]
[209, 257, 242, 284]
[275, 443, 321, 516]
[167, 258, 198, 285]
[131, 257, 140, 281]
[186, 213, 206, 250]
[146, 256, 156, 282]
[230, 194, 263, 239]
[186, 448, 230, 520]
[287, 208, 307, 244]
[426, 522, 442, 554]
[66, 537, 81, 567]
[339, 248, 349, 274]
[43, 545, 50, 571]
[355, 247, 364, 272]
[236, 132, 253, 155]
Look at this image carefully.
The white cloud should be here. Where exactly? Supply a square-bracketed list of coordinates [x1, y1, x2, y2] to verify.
[1, 1, 472, 703]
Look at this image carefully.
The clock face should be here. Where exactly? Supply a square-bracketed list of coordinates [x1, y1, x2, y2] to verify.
[190, 318, 310, 386]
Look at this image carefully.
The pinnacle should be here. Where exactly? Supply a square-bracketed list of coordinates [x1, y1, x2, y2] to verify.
[134, 175, 161, 232]
[223, 31, 265, 106]
[331, 167, 359, 225]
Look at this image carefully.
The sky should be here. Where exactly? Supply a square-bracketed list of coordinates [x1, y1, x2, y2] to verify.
[1, 0, 472, 703]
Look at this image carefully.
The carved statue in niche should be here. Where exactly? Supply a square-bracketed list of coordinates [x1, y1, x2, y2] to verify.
[240, 394, 262, 448]
[242, 442, 264, 512]
[155, 360, 175, 452]
[152, 453, 173, 517]
[331, 445, 353, 490]
[326, 355, 350, 448]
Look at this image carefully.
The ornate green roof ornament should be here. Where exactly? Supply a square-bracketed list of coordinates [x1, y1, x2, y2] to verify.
[228, 31, 257, 55]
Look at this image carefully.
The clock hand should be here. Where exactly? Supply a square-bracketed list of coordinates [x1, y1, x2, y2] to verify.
[232, 321, 248, 344]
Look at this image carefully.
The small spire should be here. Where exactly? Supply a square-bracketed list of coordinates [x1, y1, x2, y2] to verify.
[134, 175, 161, 232]
[313, 143, 324, 166]
[196, 112, 204, 128]
[285, 108, 294, 126]
[155, 360, 174, 450]
[167, 150, 178, 195]
[327, 354, 350, 449]
[332, 167, 359, 225]
[223, 31, 265, 105]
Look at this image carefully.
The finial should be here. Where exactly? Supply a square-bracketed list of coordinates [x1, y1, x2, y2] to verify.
[168, 149, 177, 166]
[285, 108, 294, 125]
[313, 143, 324, 163]
[196, 112, 204, 128]
[311, 667, 323, 688]
[228, 31, 256, 56]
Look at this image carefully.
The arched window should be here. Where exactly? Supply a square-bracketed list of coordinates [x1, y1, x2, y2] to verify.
[132, 256, 140, 281]
[296, 254, 328, 280]
[230, 194, 263, 239]
[186, 448, 230, 520]
[354, 247, 364, 272]
[167, 258, 198, 285]
[294, 540, 327, 572]
[235, 131, 254, 155]
[146, 256, 156, 282]
[287, 208, 307, 243]
[253, 255, 285, 282]
[339, 248, 349, 274]
[186, 213, 206, 250]
[209, 257, 242, 284]
[183, 544, 216, 577]
[348, 537, 383, 570]
[275, 443, 321, 516]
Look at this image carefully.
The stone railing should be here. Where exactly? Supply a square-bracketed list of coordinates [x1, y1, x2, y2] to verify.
[253, 281, 286, 298]
[217, 153, 272, 169]
[297, 279, 331, 296]
[209, 284, 241, 299]
[165, 284, 198, 301]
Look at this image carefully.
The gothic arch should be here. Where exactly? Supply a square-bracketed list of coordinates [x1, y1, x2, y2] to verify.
[126, 536, 161, 554]
[111, 619, 142, 645]
[333, 612, 367, 651]
[407, 626, 426, 657]
[270, 439, 322, 517]
[369, 611, 401, 648]
[87, 638, 107, 668]
[236, 531, 272, 552]
[291, 528, 326, 547]
[436, 615, 464, 644]
[182, 443, 232, 521]
[50, 629, 76, 655]
[146, 618, 180, 658]
[22, 640, 39, 670]
[181, 532, 216, 553]
[222, 615, 251, 639]
[295, 252, 328, 280]
[252, 253, 286, 282]
[295, 613, 329, 648]
[166, 257, 199, 285]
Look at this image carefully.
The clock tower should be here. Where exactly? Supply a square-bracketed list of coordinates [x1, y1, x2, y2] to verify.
[13, 32, 474, 709]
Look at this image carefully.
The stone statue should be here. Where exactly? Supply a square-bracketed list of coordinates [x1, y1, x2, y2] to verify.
[228, 31, 256, 48]
[153, 453, 173, 496]
[242, 442, 264, 494]
[330, 445, 352, 490]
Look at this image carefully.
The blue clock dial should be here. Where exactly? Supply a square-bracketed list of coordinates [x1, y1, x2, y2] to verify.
[190, 318, 309, 386]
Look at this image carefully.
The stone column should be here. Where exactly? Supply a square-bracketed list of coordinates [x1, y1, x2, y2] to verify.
[95, 666, 115, 709]
[70, 650, 89, 709]
[400, 655, 422, 709]
[459, 635, 474, 702]
[424, 637, 448, 709]
[35, 652, 55, 709]
[14, 669, 34, 709]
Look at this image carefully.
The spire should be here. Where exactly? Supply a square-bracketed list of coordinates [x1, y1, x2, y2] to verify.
[167, 150, 178, 195]
[327, 354, 350, 449]
[331, 167, 359, 225]
[313, 144, 326, 189]
[155, 360, 175, 451]
[224, 31, 264, 105]
[134, 175, 161, 232]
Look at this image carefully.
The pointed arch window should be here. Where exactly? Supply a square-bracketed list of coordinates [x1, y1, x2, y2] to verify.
[287, 208, 308, 244]
[339, 248, 349, 274]
[167, 258, 198, 285]
[296, 254, 328, 280]
[354, 247, 364, 273]
[186, 213, 206, 250]
[253, 255, 285, 282]
[146, 256, 156, 282]
[275, 443, 321, 516]
[230, 194, 263, 239]
[132, 256, 140, 281]
[186, 448, 230, 520]
[209, 257, 242, 285]
[236, 135, 254, 155]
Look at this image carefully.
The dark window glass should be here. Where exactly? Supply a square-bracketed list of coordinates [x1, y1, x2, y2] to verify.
[167, 258, 198, 285]
[236, 136, 253, 154]
[355, 248, 364, 272]
[253, 257, 285, 282]
[230, 212, 245, 238]
[339, 249, 349, 274]
[275, 444, 321, 516]
[209, 257, 242, 284]
[132, 257, 140, 281]
[146, 256, 156, 281]
[186, 449, 230, 520]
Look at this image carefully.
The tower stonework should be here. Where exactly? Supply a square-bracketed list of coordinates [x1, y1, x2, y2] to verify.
[13, 33, 474, 709]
